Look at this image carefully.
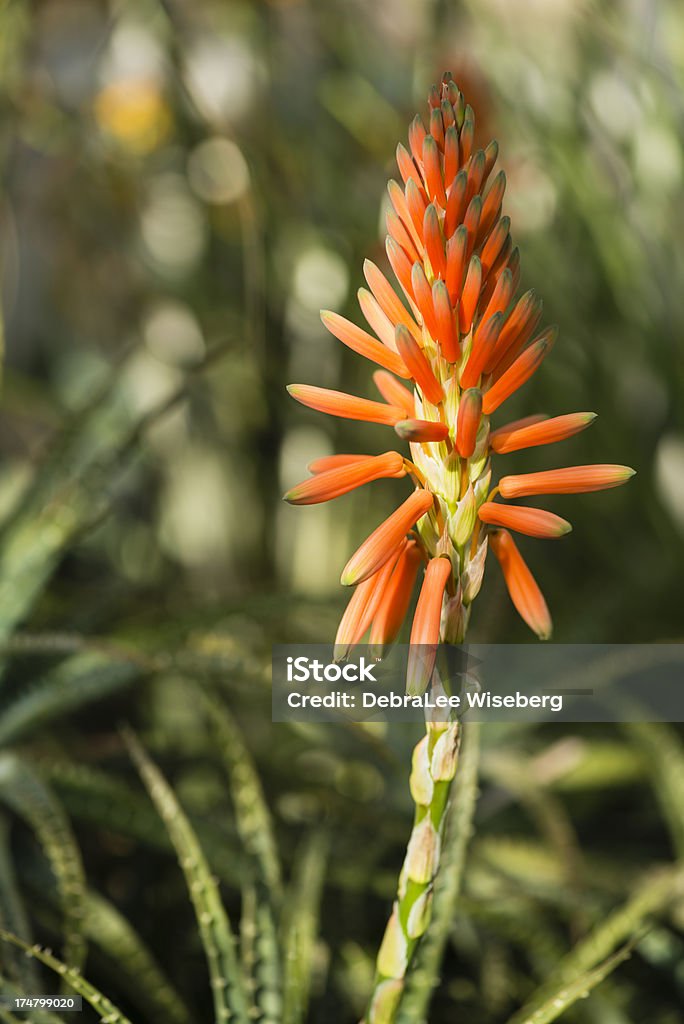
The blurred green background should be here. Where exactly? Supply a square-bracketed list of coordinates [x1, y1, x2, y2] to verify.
[1, 0, 684, 1022]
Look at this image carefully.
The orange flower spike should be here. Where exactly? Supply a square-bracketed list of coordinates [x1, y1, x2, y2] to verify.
[486, 289, 542, 372]
[363, 260, 422, 343]
[491, 412, 597, 454]
[455, 388, 483, 457]
[320, 311, 410, 377]
[458, 255, 482, 336]
[444, 170, 468, 240]
[387, 179, 424, 255]
[394, 325, 445, 406]
[411, 263, 440, 341]
[334, 543, 406, 659]
[478, 502, 572, 539]
[432, 280, 460, 361]
[308, 453, 372, 473]
[461, 312, 504, 389]
[395, 419, 450, 443]
[482, 328, 557, 414]
[287, 384, 406, 426]
[423, 204, 447, 281]
[358, 288, 398, 350]
[422, 133, 447, 208]
[408, 114, 427, 165]
[341, 489, 434, 586]
[445, 224, 468, 304]
[443, 125, 460, 188]
[373, 370, 415, 416]
[285, 451, 406, 506]
[499, 465, 636, 499]
[481, 215, 511, 278]
[407, 556, 452, 695]
[490, 530, 552, 640]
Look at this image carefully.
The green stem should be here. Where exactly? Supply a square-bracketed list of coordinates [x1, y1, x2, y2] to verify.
[365, 715, 462, 1023]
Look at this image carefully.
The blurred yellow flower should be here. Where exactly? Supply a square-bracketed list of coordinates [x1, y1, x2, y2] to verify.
[94, 78, 172, 154]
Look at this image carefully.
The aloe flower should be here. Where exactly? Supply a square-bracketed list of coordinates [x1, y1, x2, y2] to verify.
[285, 74, 634, 1020]
[286, 73, 634, 652]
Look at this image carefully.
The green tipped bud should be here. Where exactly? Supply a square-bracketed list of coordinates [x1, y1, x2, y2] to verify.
[405, 815, 440, 884]
[448, 483, 477, 547]
[376, 906, 408, 980]
[409, 735, 434, 806]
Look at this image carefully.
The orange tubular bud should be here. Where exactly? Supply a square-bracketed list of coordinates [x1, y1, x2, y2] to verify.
[406, 177, 428, 241]
[459, 256, 482, 336]
[287, 385, 405, 425]
[478, 502, 572, 538]
[321, 310, 410, 377]
[386, 210, 419, 265]
[422, 134, 447, 207]
[386, 237, 417, 306]
[285, 451, 406, 505]
[490, 412, 597, 454]
[477, 169, 506, 245]
[424, 204, 447, 280]
[341, 489, 434, 586]
[460, 109, 474, 164]
[372, 370, 415, 416]
[481, 215, 511, 278]
[432, 280, 459, 361]
[444, 169, 467, 239]
[499, 465, 636, 499]
[407, 556, 452, 695]
[408, 114, 427, 165]
[395, 325, 445, 406]
[455, 388, 483, 457]
[334, 543, 406, 659]
[465, 150, 486, 207]
[482, 330, 556, 414]
[463, 195, 482, 258]
[489, 530, 552, 640]
[446, 224, 468, 304]
[461, 312, 504, 389]
[483, 139, 499, 182]
[369, 541, 423, 652]
[387, 179, 423, 255]
[429, 106, 445, 148]
[396, 142, 423, 191]
[308, 453, 372, 474]
[443, 125, 460, 188]
[482, 267, 514, 322]
[364, 260, 422, 344]
[358, 287, 398, 350]
[395, 419, 450, 442]
[411, 262, 440, 341]
[486, 289, 542, 372]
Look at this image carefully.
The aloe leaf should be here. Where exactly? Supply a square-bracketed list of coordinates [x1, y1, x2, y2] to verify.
[395, 720, 480, 1023]
[0, 755, 86, 973]
[124, 727, 249, 1024]
[281, 831, 328, 1024]
[508, 940, 636, 1024]
[0, 650, 141, 748]
[0, 929, 132, 1024]
[0, 815, 40, 993]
